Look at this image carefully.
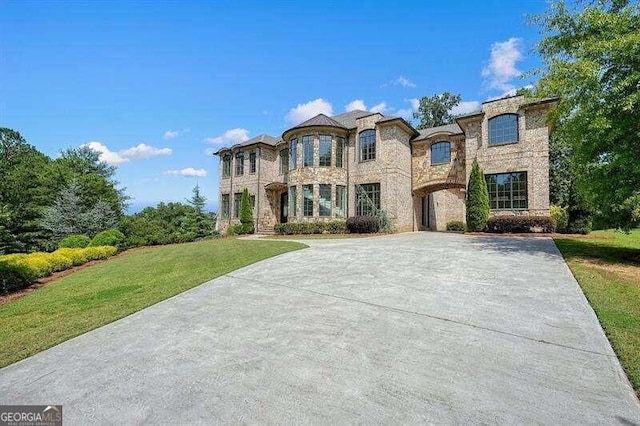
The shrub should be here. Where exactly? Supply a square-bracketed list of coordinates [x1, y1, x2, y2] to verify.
[0, 261, 36, 294]
[466, 162, 490, 231]
[59, 234, 91, 249]
[239, 188, 254, 234]
[47, 252, 74, 272]
[346, 216, 380, 234]
[53, 248, 88, 266]
[446, 221, 465, 232]
[550, 205, 569, 233]
[273, 221, 348, 235]
[327, 220, 347, 234]
[90, 229, 125, 249]
[485, 216, 557, 233]
[83, 246, 118, 261]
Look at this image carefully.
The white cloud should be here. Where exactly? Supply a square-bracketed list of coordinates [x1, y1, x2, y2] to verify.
[163, 168, 208, 177]
[205, 128, 250, 145]
[82, 141, 172, 166]
[395, 98, 420, 120]
[345, 99, 367, 112]
[380, 76, 416, 88]
[286, 98, 333, 124]
[482, 37, 524, 92]
[120, 143, 172, 160]
[451, 100, 481, 116]
[370, 102, 388, 113]
[83, 142, 129, 165]
[163, 128, 189, 140]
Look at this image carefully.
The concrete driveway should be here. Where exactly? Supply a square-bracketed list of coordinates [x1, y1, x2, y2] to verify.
[1, 232, 639, 424]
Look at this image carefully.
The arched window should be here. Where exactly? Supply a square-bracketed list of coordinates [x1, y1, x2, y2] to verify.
[431, 141, 451, 165]
[359, 129, 376, 161]
[488, 114, 519, 145]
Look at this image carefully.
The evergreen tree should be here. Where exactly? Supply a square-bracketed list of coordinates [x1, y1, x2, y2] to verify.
[85, 199, 118, 236]
[187, 184, 206, 216]
[41, 180, 88, 242]
[466, 162, 490, 232]
[239, 188, 254, 234]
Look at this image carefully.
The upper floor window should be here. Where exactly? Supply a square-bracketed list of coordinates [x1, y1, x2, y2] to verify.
[279, 148, 289, 174]
[289, 139, 298, 170]
[249, 152, 256, 173]
[303, 135, 313, 167]
[356, 183, 380, 216]
[488, 114, 519, 145]
[222, 155, 231, 178]
[319, 135, 332, 167]
[485, 171, 528, 209]
[336, 137, 345, 168]
[235, 152, 244, 176]
[359, 129, 376, 161]
[431, 141, 451, 165]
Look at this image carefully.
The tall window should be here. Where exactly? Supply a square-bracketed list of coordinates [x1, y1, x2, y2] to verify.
[221, 194, 230, 218]
[280, 148, 289, 174]
[431, 141, 451, 165]
[359, 129, 376, 161]
[336, 137, 344, 168]
[222, 155, 231, 178]
[289, 138, 297, 170]
[488, 114, 519, 145]
[235, 152, 244, 176]
[289, 186, 297, 217]
[319, 135, 332, 167]
[335, 185, 346, 217]
[303, 184, 314, 216]
[485, 172, 528, 209]
[319, 184, 331, 216]
[303, 135, 313, 167]
[233, 192, 242, 218]
[250, 195, 255, 209]
[356, 183, 380, 216]
[249, 152, 256, 173]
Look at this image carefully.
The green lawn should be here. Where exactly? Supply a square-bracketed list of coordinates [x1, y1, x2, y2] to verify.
[0, 238, 306, 368]
[554, 229, 640, 396]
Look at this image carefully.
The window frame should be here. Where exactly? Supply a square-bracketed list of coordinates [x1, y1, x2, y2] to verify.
[289, 185, 297, 217]
[221, 194, 230, 219]
[302, 135, 314, 167]
[279, 148, 289, 174]
[289, 138, 298, 170]
[319, 184, 331, 216]
[222, 155, 231, 178]
[485, 171, 528, 210]
[430, 141, 451, 165]
[249, 151, 256, 174]
[233, 192, 242, 218]
[319, 135, 332, 167]
[235, 152, 244, 176]
[303, 184, 314, 217]
[336, 137, 345, 168]
[488, 113, 519, 146]
[356, 183, 380, 216]
[335, 185, 346, 218]
[359, 129, 376, 162]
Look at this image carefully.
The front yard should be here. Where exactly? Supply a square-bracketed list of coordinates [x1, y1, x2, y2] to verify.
[0, 238, 306, 368]
[554, 230, 640, 396]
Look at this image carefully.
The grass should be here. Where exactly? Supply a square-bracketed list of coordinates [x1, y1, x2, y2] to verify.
[0, 238, 306, 368]
[554, 229, 640, 397]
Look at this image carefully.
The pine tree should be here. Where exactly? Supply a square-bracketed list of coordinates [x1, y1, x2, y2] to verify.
[239, 188, 254, 234]
[466, 162, 490, 232]
[41, 180, 88, 242]
[187, 184, 206, 216]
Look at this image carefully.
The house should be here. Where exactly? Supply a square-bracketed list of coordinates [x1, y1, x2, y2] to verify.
[214, 94, 557, 233]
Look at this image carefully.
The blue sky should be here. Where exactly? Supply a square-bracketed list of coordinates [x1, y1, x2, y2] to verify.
[0, 0, 548, 212]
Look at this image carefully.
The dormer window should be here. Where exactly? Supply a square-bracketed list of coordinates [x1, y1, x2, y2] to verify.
[431, 141, 451, 165]
[488, 114, 519, 145]
[359, 129, 376, 161]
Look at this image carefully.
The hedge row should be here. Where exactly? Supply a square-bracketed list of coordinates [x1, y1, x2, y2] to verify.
[227, 223, 254, 236]
[59, 229, 125, 250]
[485, 215, 557, 233]
[446, 221, 465, 232]
[274, 220, 347, 235]
[0, 246, 118, 294]
[346, 216, 380, 234]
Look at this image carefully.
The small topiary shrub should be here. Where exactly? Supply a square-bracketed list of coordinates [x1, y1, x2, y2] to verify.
[446, 221, 465, 232]
[485, 215, 557, 233]
[0, 261, 37, 294]
[59, 234, 91, 249]
[466, 162, 490, 231]
[346, 216, 380, 234]
[550, 205, 569, 233]
[89, 229, 125, 249]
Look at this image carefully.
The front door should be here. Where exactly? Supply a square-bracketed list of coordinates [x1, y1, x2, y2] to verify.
[280, 192, 288, 223]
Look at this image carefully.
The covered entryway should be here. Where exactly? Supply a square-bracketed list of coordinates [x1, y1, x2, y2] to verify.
[264, 181, 288, 229]
[414, 182, 466, 231]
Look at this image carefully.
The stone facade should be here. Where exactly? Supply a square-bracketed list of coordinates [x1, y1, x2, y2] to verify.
[214, 95, 556, 234]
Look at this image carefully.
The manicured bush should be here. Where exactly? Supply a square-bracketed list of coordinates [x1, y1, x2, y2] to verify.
[550, 205, 569, 233]
[47, 252, 74, 272]
[327, 220, 347, 234]
[0, 261, 36, 294]
[446, 221, 465, 232]
[239, 188, 254, 234]
[53, 248, 88, 266]
[485, 215, 557, 233]
[59, 234, 91, 249]
[273, 221, 348, 235]
[466, 162, 490, 231]
[83, 246, 118, 261]
[346, 216, 380, 234]
[89, 229, 125, 249]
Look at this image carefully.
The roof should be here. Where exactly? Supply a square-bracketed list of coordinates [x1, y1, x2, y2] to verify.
[414, 123, 463, 140]
[212, 133, 278, 155]
[286, 113, 347, 132]
[331, 110, 377, 129]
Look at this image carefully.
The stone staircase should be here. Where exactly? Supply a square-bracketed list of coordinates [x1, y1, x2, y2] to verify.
[259, 225, 276, 235]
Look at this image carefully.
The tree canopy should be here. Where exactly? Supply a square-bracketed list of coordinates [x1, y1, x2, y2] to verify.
[412, 92, 462, 129]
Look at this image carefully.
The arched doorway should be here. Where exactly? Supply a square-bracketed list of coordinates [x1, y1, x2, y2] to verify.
[414, 182, 466, 231]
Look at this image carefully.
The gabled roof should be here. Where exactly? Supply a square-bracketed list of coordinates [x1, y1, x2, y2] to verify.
[414, 123, 463, 141]
[212, 133, 278, 155]
[331, 110, 376, 129]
